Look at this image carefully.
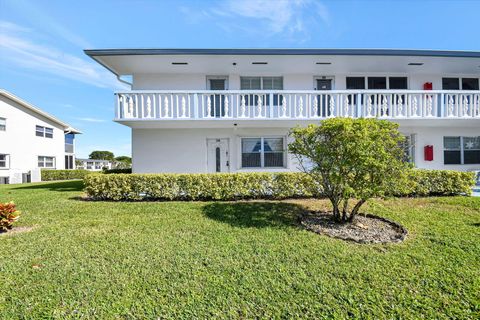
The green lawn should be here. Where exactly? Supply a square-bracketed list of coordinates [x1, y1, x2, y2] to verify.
[1, 180, 479, 319]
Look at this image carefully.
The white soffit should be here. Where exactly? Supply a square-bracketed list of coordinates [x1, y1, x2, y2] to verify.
[92, 54, 480, 75]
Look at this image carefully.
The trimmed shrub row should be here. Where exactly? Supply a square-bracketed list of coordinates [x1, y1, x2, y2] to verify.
[84, 172, 322, 201]
[406, 169, 476, 196]
[103, 168, 132, 174]
[41, 169, 91, 181]
[83, 170, 475, 201]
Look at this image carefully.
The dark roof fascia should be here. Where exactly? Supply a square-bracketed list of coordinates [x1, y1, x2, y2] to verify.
[84, 48, 480, 58]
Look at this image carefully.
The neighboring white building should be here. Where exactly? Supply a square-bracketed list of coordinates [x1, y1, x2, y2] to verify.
[76, 158, 114, 171]
[85, 49, 480, 173]
[0, 89, 81, 184]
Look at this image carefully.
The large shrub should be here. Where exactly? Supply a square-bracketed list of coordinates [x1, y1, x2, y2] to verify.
[289, 118, 411, 222]
[83, 170, 474, 201]
[41, 169, 91, 181]
[0, 202, 20, 231]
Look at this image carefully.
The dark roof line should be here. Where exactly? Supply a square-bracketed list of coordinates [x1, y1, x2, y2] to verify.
[84, 48, 480, 58]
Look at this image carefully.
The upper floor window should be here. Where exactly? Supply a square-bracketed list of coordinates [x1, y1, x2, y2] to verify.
[0, 118, 6, 131]
[36, 125, 53, 138]
[442, 78, 479, 90]
[0, 154, 9, 168]
[65, 133, 74, 144]
[65, 133, 75, 153]
[240, 77, 283, 106]
[38, 156, 55, 168]
[346, 77, 408, 90]
[240, 76, 283, 90]
[241, 137, 285, 168]
[444, 136, 480, 165]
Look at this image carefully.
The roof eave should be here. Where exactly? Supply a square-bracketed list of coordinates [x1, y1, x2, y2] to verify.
[84, 48, 480, 58]
[0, 89, 81, 134]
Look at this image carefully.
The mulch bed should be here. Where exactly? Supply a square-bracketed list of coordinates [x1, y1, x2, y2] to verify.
[0, 226, 35, 236]
[300, 211, 407, 244]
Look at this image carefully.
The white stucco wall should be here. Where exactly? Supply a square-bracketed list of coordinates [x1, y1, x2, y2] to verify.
[132, 128, 299, 173]
[132, 73, 480, 90]
[402, 126, 480, 171]
[132, 125, 480, 174]
[130, 69, 479, 174]
[0, 95, 67, 183]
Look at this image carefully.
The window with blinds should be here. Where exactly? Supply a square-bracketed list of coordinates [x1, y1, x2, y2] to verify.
[36, 125, 53, 138]
[241, 137, 285, 168]
[240, 77, 283, 106]
[38, 156, 55, 168]
[444, 136, 480, 164]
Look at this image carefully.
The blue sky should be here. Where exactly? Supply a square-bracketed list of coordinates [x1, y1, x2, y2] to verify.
[1, 0, 479, 157]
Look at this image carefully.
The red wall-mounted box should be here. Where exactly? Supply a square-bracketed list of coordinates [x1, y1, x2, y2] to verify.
[424, 145, 433, 161]
[423, 82, 433, 90]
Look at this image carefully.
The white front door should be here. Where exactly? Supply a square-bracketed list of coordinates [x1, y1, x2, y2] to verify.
[207, 139, 229, 173]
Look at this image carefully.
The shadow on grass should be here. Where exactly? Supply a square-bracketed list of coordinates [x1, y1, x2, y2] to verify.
[202, 202, 305, 229]
[12, 180, 83, 192]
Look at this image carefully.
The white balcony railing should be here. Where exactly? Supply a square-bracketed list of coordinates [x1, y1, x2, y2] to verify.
[115, 90, 480, 120]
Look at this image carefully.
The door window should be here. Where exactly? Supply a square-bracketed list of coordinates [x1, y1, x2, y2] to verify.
[208, 78, 226, 117]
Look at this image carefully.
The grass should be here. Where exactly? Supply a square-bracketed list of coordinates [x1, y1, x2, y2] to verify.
[0, 180, 479, 319]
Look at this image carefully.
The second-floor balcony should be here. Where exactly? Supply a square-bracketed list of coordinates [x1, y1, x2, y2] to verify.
[115, 90, 480, 124]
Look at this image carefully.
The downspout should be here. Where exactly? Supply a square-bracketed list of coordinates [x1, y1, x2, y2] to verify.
[117, 74, 132, 87]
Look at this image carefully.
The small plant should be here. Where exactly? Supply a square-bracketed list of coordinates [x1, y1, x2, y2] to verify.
[0, 201, 20, 231]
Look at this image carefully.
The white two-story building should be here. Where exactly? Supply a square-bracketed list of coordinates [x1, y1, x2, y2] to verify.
[85, 49, 480, 173]
[0, 90, 80, 184]
[76, 158, 115, 171]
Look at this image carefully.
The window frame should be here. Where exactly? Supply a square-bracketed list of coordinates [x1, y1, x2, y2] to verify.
[0, 154, 10, 169]
[401, 134, 416, 164]
[38, 156, 56, 168]
[240, 76, 284, 107]
[443, 136, 480, 165]
[240, 136, 286, 169]
[345, 76, 409, 90]
[442, 77, 480, 90]
[0, 118, 6, 131]
[36, 125, 54, 138]
[240, 76, 284, 91]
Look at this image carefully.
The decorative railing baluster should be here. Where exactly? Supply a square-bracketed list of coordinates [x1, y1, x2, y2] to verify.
[114, 90, 480, 121]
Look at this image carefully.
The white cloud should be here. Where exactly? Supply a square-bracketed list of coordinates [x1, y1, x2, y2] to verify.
[4, 0, 92, 48]
[0, 20, 31, 33]
[183, 0, 331, 39]
[0, 20, 126, 89]
[75, 117, 106, 123]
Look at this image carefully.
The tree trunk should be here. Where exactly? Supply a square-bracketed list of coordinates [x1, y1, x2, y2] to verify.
[330, 197, 341, 222]
[349, 199, 366, 221]
[341, 198, 349, 222]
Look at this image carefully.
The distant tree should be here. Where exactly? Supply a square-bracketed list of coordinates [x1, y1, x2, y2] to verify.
[115, 156, 131, 164]
[289, 118, 411, 223]
[114, 156, 132, 168]
[89, 151, 114, 161]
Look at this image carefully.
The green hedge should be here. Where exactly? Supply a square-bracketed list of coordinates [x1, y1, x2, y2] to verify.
[103, 168, 132, 174]
[83, 170, 475, 201]
[41, 169, 91, 181]
[406, 169, 476, 196]
[84, 172, 322, 201]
